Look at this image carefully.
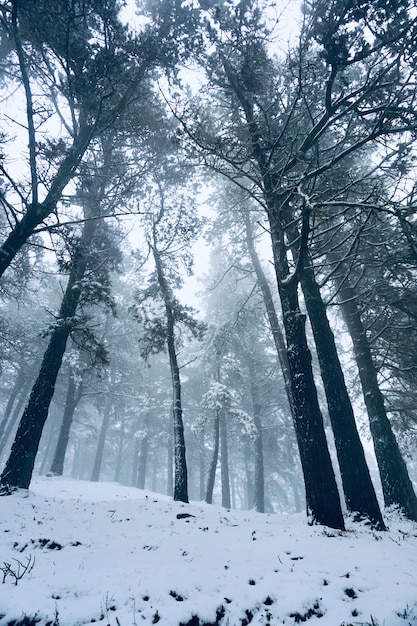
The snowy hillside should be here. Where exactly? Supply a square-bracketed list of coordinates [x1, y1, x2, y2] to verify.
[0, 477, 416, 626]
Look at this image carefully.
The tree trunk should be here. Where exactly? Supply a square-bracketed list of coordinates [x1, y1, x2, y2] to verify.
[167, 422, 174, 497]
[244, 212, 295, 421]
[205, 407, 220, 504]
[0, 374, 32, 459]
[199, 429, 205, 500]
[266, 208, 345, 529]
[0, 122, 94, 278]
[137, 414, 149, 490]
[114, 411, 125, 483]
[223, 61, 344, 528]
[220, 407, 231, 509]
[298, 255, 385, 528]
[333, 268, 417, 522]
[247, 359, 265, 513]
[91, 396, 112, 482]
[0, 216, 96, 490]
[49, 373, 83, 476]
[152, 244, 188, 503]
[0, 366, 27, 443]
[132, 421, 141, 487]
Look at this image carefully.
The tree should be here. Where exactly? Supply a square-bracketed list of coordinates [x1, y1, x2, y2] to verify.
[0, 135, 120, 490]
[133, 179, 206, 503]
[172, 0, 417, 527]
[0, 0, 202, 278]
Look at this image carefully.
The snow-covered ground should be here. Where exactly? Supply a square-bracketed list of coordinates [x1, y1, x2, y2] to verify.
[0, 477, 416, 626]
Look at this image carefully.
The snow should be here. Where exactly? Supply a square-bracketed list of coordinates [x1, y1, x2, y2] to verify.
[1, 477, 417, 626]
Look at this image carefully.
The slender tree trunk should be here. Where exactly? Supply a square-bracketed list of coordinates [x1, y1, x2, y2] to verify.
[0, 374, 32, 459]
[223, 60, 344, 528]
[137, 414, 149, 490]
[268, 208, 345, 529]
[132, 421, 141, 487]
[49, 373, 83, 476]
[199, 429, 205, 500]
[0, 366, 27, 443]
[205, 408, 220, 504]
[114, 411, 125, 483]
[244, 439, 254, 510]
[167, 422, 174, 497]
[0, 122, 94, 278]
[0, 216, 96, 490]
[152, 245, 188, 503]
[333, 267, 417, 522]
[297, 255, 385, 528]
[247, 359, 265, 513]
[91, 396, 112, 482]
[220, 407, 231, 509]
[244, 212, 295, 420]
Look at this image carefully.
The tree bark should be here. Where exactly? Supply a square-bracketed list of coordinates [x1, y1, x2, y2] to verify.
[298, 255, 385, 528]
[91, 396, 112, 482]
[152, 245, 188, 503]
[114, 411, 125, 483]
[0, 216, 96, 490]
[0, 370, 32, 458]
[244, 212, 296, 421]
[220, 406, 231, 509]
[333, 267, 417, 522]
[49, 372, 83, 476]
[248, 359, 265, 513]
[137, 414, 149, 490]
[205, 407, 220, 504]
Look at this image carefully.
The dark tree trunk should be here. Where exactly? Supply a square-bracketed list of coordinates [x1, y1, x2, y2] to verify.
[49, 373, 83, 476]
[0, 366, 27, 443]
[220, 407, 231, 509]
[279, 277, 344, 528]
[132, 422, 141, 487]
[244, 440, 254, 510]
[167, 423, 174, 497]
[334, 269, 417, 522]
[223, 59, 344, 528]
[152, 245, 188, 503]
[247, 360, 265, 513]
[244, 212, 296, 420]
[267, 210, 345, 529]
[114, 411, 125, 483]
[199, 429, 205, 500]
[0, 122, 94, 278]
[0, 374, 32, 458]
[298, 256, 385, 528]
[137, 414, 149, 490]
[91, 397, 112, 482]
[205, 407, 220, 504]
[0, 217, 95, 490]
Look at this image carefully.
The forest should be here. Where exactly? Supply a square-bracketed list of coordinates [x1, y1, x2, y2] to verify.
[0, 0, 417, 536]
